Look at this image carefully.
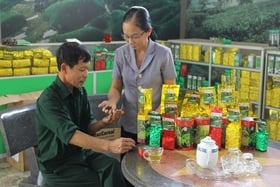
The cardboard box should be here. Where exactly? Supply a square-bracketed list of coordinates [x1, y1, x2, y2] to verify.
[95, 128, 121, 140]
[0, 91, 42, 109]
[0, 90, 42, 171]
[6, 151, 30, 172]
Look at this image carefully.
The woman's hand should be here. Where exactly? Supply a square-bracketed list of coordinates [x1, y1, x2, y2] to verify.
[98, 100, 117, 114]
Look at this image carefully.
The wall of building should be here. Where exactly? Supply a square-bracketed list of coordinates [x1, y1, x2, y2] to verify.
[0, 0, 279, 44]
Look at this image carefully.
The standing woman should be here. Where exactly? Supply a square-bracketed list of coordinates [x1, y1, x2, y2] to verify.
[99, 6, 176, 145]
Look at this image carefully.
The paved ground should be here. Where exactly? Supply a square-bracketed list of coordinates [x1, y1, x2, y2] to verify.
[0, 158, 29, 187]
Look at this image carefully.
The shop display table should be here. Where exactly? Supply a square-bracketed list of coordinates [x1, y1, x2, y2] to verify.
[121, 144, 280, 187]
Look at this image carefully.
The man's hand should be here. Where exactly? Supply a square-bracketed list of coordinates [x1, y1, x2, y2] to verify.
[108, 138, 136, 154]
[102, 109, 124, 124]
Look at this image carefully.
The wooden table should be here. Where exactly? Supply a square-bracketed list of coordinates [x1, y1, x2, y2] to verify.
[121, 142, 280, 187]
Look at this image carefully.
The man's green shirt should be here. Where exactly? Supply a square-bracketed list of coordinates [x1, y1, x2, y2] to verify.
[35, 76, 94, 172]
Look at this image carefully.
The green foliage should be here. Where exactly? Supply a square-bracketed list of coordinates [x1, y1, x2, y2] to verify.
[109, 10, 125, 40]
[156, 14, 180, 40]
[1, 14, 27, 38]
[0, 0, 21, 11]
[44, 0, 105, 33]
[54, 25, 104, 42]
[150, 3, 180, 40]
[25, 17, 50, 43]
[200, 0, 280, 42]
[88, 14, 110, 31]
[0, 11, 15, 21]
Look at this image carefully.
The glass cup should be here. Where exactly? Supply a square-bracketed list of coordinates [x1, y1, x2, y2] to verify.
[241, 153, 262, 175]
[143, 147, 164, 164]
[221, 148, 242, 174]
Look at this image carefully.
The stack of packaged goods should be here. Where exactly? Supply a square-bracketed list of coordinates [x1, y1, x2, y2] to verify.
[0, 48, 56, 77]
[137, 87, 153, 145]
[267, 110, 279, 141]
[239, 70, 250, 104]
[212, 47, 223, 64]
[32, 48, 53, 75]
[137, 84, 181, 150]
[249, 72, 261, 102]
[267, 78, 280, 141]
[271, 79, 280, 108]
[266, 53, 280, 109]
[222, 48, 238, 66]
[160, 85, 180, 149]
[138, 42, 274, 152]
[179, 44, 202, 62]
[93, 49, 107, 71]
[136, 82, 269, 152]
[0, 49, 32, 76]
[92, 47, 115, 71]
[0, 51, 13, 76]
[49, 57, 58, 74]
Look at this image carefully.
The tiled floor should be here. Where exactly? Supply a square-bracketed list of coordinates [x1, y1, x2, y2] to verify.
[0, 158, 30, 187]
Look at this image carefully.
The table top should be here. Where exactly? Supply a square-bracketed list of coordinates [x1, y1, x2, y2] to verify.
[121, 144, 280, 187]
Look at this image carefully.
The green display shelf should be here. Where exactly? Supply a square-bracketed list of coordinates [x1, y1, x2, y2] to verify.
[0, 133, 6, 154]
[0, 72, 94, 96]
[94, 70, 112, 94]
